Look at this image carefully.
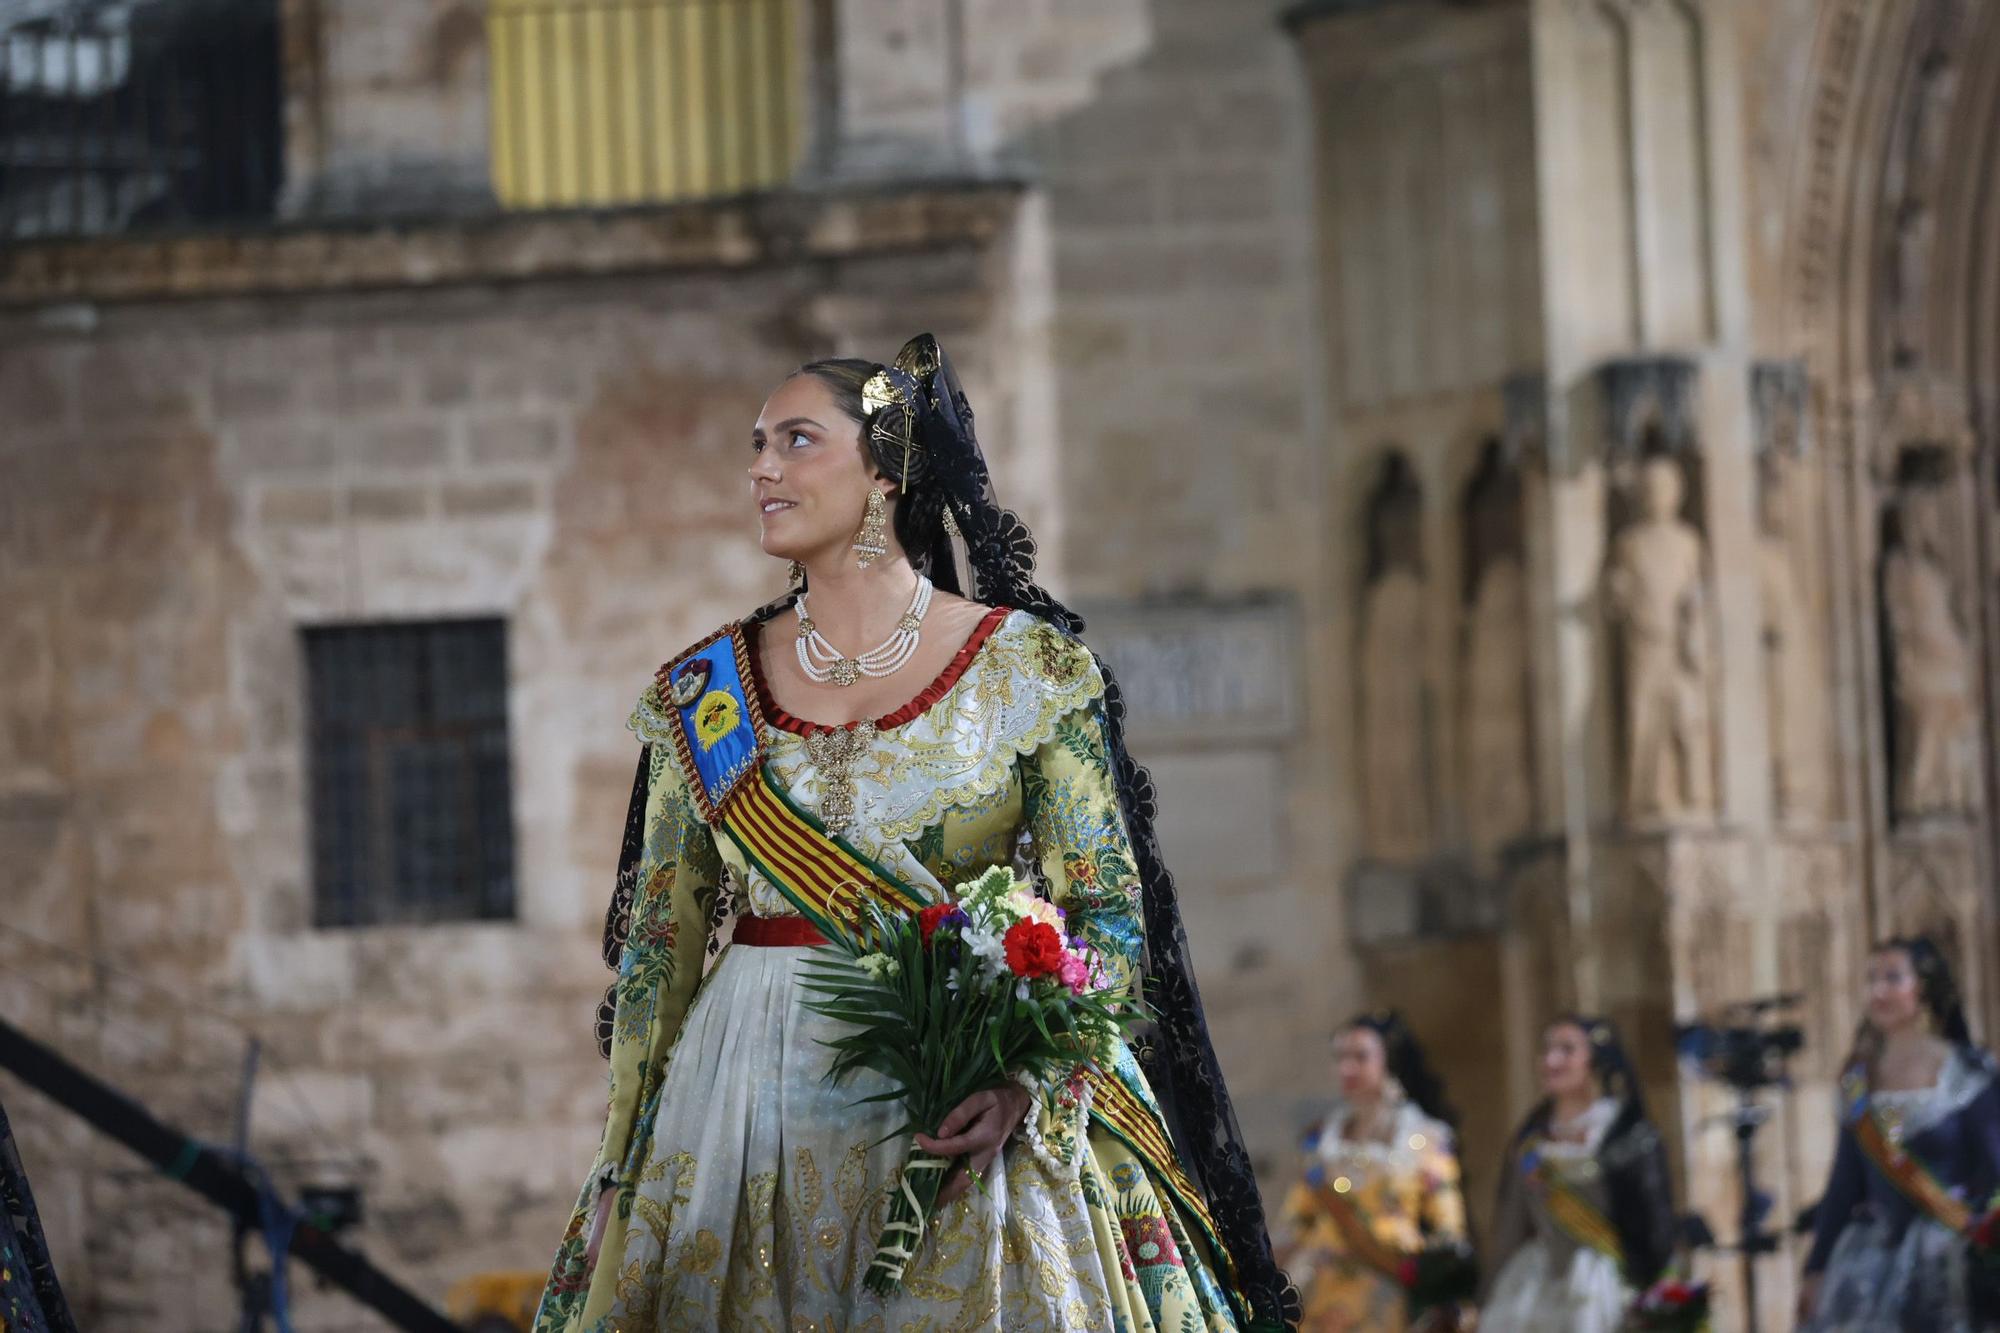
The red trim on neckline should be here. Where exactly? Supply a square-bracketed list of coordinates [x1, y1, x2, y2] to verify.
[752, 605, 1012, 735]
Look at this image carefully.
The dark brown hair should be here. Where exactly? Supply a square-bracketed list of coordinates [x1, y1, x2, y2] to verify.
[1343, 1010, 1459, 1129]
[1875, 935, 1972, 1044]
[793, 358, 928, 560]
[1547, 1013, 1644, 1110]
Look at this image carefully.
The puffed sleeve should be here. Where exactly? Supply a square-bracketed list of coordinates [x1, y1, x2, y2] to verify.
[537, 740, 725, 1324]
[1968, 1063, 2000, 1201]
[1418, 1128, 1468, 1243]
[1804, 1124, 1866, 1275]
[1021, 699, 1145, 1002]
[594, 745, 724, 1190]
[1271, 1183, 1322, 1276]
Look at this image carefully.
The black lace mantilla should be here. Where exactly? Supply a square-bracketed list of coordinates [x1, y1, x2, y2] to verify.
[1092, 659, 1299, 1328]
[595, 335, 1299, 1328]
[0, 1099, 79, 1333]
[594, 751, 651, 1061]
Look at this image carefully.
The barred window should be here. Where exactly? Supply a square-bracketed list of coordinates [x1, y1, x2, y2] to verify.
[0, 0, 285, 240]
[304, 619, 517, 929]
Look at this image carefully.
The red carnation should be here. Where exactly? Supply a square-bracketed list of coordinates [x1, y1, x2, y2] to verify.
[1660, 1282, 1693, 1305]
[1397, 1257, 1418, 1288]
[1003, 919, 1065, 978]
[918, 903, 954, 946]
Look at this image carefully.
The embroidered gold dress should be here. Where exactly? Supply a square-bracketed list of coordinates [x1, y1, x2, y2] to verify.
[533, 609, 1244, 1333]
[1275, 1100, 1465, 1333]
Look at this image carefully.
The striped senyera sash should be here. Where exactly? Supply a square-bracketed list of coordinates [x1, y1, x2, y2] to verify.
[1519, 1142, 1624, 1262]
[1840, 1064, 1974, 1233]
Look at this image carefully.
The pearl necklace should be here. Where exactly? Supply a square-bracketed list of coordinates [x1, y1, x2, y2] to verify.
[795, 576, 933, 688]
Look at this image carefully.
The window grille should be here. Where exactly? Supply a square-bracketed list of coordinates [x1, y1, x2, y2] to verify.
[304, 619, 516, 929]
[0, 0, 284, 238]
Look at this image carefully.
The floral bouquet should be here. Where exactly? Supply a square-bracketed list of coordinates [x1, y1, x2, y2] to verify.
[1398, 1241, 1478, 1324]
[1971, 1203, 2000, 1261]
[796, 866, 1137, 1297]
[1626, 1276, 1712, 1332]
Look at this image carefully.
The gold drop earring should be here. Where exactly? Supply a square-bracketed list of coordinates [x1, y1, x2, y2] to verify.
[787, 560, 806, 587]
[853, 489, 889, 569]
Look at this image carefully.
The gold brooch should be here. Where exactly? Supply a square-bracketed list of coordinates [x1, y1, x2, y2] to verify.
[805, 722, 877, 834]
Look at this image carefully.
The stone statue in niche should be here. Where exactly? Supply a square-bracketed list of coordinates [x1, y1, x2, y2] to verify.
[1758, 458, 1827, 820]
[1358, 453, 1432, 861]
[1605, 454, 1714, 819]
[1459, 441, 1534, 858]
[1883, 480, 1978, 817]
[1463, 556, 1533, 851]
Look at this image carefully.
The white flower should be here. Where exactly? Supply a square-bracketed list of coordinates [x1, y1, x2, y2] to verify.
[958, 865, 1026, 929]
[857, 952, 901, 981]
[960, 921, 1009, 984]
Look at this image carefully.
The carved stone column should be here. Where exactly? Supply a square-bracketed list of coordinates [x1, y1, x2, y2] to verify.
[1753, 360, 1864, 1220]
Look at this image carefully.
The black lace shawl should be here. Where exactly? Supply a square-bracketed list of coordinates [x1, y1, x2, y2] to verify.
[0, 1098, 79, 1333]
[595, 335, 1298, 1329]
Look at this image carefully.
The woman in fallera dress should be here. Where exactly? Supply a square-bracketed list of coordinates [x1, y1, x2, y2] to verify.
[1800, 936, 2000, 1333]
[531, 335, 1296, 1332]
[1481, 1015, 1676, 1333]
[1274, 1011, 1469, 1333]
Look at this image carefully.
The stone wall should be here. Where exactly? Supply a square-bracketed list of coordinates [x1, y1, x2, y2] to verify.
[1003, 0, 1341, 1160]
[280, 0, 492, 217]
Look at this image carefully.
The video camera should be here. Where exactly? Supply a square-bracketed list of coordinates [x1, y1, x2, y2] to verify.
[1675, 993, 1805, 1091]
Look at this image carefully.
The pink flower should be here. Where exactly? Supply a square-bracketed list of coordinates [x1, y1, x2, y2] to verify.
[1057, 951, 1090, 995]
[1019, 895, 1064, 932]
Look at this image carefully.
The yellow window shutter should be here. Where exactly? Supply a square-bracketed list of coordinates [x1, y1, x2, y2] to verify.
[489, 0, 803, 208]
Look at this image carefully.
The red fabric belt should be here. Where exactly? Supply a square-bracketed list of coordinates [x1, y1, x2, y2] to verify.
[731, 915, 828, 948]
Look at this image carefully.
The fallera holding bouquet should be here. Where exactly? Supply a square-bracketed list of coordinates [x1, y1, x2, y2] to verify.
[533, 335, 1295, 1331]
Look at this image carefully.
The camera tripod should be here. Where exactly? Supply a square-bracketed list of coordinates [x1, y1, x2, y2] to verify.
[1702, 1090, 1783, 1333]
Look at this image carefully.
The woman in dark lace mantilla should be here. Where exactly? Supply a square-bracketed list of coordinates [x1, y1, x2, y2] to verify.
[1483, 1015, 1676, 1333]
[532, 335, 1296, 1332]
